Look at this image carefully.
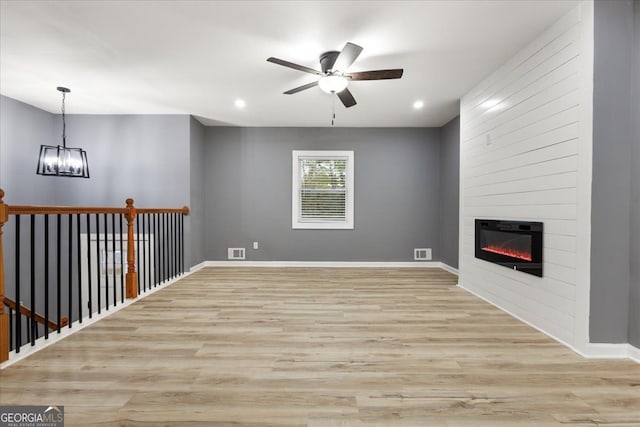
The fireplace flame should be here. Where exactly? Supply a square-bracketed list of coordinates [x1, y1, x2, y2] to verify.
[482, 245, 532, 262]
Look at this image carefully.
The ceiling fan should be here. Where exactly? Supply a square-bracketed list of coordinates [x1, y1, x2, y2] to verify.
[267, 42, 403, 108]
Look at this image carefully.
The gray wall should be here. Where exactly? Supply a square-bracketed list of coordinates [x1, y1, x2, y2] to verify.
[439, 116, 459, 269]
[1, 96, 194, 266]
[1, 95, 191, 208]
[62, 114, 190, 207]
[590, 0, 635, 343]
[629, 0, 640, 348]
[0, 96, 57, 203]
[204, 127, 443, 262]
[189, 117, 206, 267]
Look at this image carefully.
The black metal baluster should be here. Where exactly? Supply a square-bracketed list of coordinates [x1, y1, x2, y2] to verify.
[159, 213, 163, 283]
[164, 213, 168, 283]
[147, 214, 151, 288]
[146, 213, 151, 289]
[26, 314, 31, 344]
[56, 214, 61, 333]
[177, 213, 180, 274]
[96, 214, 101, 315]
[170, 213, 175, 279]
[167, 213, 172, 280]
[181, 213, 185, 273]
[175, 213, 179, 275]
[176, 213, 180, 275]
[152, 213, 157, 287]
[141, 213, 146, 292]
[8, 307, 14, 351]
[111, 213, 116, 307]
[15, 215, 22, 352]
[173, 213, 177, 277]
[146, 213, 151, 290]
[138, 214, 151, 291]
[177, 213, 181, 274]
[87, 214, 93, 318]
[119, 214, 124, 303]
[68, 214, 73, 328]
[174, 213, 178, 277]
[44, 215, 50, 339]
[144, 213, 148, 290]
[76, 213, 82, 323]
[30, 215, 36, 345]
[136, 215, 142, 295]
[103, 213, 108, 310]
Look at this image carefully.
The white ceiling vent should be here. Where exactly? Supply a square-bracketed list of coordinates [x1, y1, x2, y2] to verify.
[414, 248, 432, 261]
[228, 248, 246, 260]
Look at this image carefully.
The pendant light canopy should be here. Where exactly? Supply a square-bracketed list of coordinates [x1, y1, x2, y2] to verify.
[36, 87, 90, 178]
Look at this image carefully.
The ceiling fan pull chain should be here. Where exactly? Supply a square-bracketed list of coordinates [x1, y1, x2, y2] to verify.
[331, 96, 336, 126]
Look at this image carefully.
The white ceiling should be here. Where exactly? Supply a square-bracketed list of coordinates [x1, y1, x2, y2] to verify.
[0, 0, 582, 127]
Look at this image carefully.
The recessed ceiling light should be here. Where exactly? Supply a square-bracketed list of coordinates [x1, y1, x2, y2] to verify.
[413, 100, 424, 109]
[234, 99, 246, 109]
[481, 98, 501, 109]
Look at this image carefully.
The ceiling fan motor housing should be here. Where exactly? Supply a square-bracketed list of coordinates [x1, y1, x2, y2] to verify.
[320, 51, 340, 74]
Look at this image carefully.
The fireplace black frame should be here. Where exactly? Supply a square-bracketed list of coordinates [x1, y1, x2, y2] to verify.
[475, 219, 543, 277]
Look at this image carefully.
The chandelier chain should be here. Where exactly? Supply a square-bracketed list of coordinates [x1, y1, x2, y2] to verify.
[61, 91, 67, 147]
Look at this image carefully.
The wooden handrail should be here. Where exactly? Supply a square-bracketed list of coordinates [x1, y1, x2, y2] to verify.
[3, 297, 69, 330]
[0, 188, 190, 363]
[7, 206, 127, 215]
[8, 206, 190, 216]
[138, 207, 190, 215]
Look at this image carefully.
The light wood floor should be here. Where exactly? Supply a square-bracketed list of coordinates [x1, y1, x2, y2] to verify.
[1, 267, 638, 426]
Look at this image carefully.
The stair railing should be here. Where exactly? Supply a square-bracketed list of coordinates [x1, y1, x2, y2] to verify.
[0, 189, 189, 363]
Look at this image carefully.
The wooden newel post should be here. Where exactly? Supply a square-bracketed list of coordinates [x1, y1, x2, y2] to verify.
[125, 198, 138, 299]
[0, 189, 9, 363]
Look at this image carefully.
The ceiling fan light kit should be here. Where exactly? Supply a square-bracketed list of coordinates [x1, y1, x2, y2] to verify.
[267, 42, 403, 108]
[318, 75, 348, 94]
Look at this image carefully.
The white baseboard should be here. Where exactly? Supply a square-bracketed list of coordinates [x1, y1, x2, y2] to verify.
[190, 260, 209, 272]
[580, 343, 633, 359]
[200, 260, 459, 272]
[580, 343, 640, 363]
[460, 284, 639, 363]
[629, 344, 640, 363]
[438, 263, 459, 275]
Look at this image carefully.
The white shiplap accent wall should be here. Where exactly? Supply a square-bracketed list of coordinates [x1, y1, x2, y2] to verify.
[459, 2, 594, 351]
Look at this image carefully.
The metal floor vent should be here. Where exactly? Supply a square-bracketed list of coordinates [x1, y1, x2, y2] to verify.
[228, 248, 246, 260]
[414, 248, 432, 261]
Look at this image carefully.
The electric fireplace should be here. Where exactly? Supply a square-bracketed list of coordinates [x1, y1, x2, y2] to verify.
[475, 219, 543, 277]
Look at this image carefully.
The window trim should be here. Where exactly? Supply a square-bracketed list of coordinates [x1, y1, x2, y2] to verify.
[292, 150, 354, 230]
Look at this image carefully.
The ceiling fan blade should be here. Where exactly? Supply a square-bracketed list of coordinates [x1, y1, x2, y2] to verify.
[337, 88, 357, 108]
[345, 69, 404, 80]
[267, 57, 321, 75]
[332, 42, 363, 72]
[284, 81, 319, 95]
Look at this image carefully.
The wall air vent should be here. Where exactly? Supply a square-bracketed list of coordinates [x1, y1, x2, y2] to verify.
[227, 248, 246, 260]
[414, 248, 432, 261]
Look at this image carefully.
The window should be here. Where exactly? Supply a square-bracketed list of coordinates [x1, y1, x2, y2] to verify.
[292, 150, 354, 229]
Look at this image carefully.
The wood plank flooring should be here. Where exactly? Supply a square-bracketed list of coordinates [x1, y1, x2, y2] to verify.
[1, 267, 638, 426]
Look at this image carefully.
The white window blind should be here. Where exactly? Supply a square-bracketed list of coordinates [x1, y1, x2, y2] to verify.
[292, 151, 354, 229]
